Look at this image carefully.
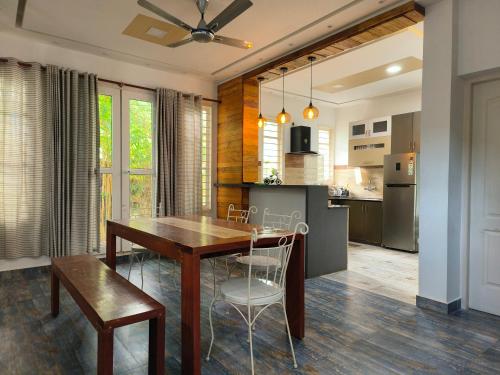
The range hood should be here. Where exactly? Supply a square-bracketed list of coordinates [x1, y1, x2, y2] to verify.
[288, 125, 318, 155]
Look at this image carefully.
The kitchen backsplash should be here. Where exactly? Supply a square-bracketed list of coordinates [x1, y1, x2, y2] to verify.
[333, 166, 384, 199]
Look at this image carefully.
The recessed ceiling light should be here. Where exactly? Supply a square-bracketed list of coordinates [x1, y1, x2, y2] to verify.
[386, 65, 402, 74]
[332, 84, 344, 89]
[146, 27, 168, 38]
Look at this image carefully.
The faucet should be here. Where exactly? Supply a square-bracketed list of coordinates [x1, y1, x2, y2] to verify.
[364, 177, 377, 192]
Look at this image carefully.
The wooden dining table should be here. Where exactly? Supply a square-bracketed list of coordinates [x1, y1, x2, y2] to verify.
[106, 215, 305, 375]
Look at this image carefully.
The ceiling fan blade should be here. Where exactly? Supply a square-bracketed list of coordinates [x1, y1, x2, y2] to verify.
[213, 35, 253, 49]
[207, 0, 253, 33]
[167, 38, 194, 48]
[137, 0, 194, 32]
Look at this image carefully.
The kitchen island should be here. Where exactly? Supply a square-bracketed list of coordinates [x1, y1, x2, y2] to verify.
[216, 184, 348, 278]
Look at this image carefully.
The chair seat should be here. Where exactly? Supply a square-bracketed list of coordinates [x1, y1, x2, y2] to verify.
[236, 255, 281, 268]
[220, 277, 283, 306]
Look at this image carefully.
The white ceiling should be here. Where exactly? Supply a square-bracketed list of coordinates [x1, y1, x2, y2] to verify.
[263, 23, 424, 104]
[0, 0, 405, 81]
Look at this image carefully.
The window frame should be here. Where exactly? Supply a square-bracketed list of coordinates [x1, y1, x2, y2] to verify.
[260, 120, 283, 180]
[317, 127, 334, 183]
[201, 105, 212, 212]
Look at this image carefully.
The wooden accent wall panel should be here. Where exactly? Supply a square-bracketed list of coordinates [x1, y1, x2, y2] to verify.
[242, 78, 259, 183]
[216, 77, 257, 218]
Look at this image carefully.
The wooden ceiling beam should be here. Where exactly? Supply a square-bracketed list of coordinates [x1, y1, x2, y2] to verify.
[242, 1, 424, 81]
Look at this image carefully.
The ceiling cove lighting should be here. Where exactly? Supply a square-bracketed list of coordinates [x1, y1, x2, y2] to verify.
[257, 77, 267, 128]
[276, 67, 291, 125]
[303, 56, 319, 121]
[386, 64, 402, 74]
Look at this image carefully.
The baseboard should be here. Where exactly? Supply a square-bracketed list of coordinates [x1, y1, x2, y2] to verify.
[416, 295, 462, 314]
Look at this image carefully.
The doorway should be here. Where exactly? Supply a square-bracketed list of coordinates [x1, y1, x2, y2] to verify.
[469, 78, 500, 316]
[98, 84, 156, 252]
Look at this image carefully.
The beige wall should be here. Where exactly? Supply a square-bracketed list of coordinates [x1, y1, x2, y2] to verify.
[334, 167, 383, 199]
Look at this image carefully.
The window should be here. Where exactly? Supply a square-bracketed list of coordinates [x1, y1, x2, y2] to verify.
[201, 106, 212, 211]
[262, 121, 282, 178]
[318, 128, 332, 182]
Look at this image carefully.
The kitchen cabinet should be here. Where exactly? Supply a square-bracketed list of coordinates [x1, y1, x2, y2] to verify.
[348, 136, 391, 167]
[349, 116, 391, 140]
[391, 111, 421, 153]
[332, 199, 383, 245]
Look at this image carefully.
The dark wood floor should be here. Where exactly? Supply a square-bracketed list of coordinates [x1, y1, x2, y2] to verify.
[0, 257, 499, 374]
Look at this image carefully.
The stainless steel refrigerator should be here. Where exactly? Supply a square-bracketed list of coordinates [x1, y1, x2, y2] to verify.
[382, 153, 419, 252]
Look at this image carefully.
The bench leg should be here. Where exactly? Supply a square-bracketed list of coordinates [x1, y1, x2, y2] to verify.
[98, 328, 114, 375]
[149, 313, 165, 375]
[51, 270, 59, 317]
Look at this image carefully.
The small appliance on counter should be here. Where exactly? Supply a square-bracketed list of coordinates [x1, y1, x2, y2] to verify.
[329, 185, 350, 198]
[382, 152, 419, 252]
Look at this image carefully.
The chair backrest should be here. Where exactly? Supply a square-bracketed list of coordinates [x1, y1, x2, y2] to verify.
[227, 204, 257, 223]
[262, 208, 301, 230]
[247, 222, 309, 295]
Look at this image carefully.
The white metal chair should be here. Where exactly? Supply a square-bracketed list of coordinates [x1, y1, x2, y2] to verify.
[206, 222, 309, 374]
[235, 208, 301, 270]
[207, 204, 257, 294]
[127, 203, 177, 289]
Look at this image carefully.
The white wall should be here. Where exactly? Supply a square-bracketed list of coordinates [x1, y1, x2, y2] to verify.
[333, 89, 422, 165]
[418, 0, 500, 307]
[0, 31, 216, 98]
[457, 0, 500, 76]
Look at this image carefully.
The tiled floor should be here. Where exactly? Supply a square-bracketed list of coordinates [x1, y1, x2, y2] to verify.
[324, 243, 418, 304]
[0, 256, 499, 374]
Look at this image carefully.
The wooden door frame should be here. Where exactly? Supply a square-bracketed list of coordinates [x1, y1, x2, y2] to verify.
[461, 68, 500, 310]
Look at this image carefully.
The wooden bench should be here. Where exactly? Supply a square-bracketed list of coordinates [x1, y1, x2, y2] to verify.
[51, 255, 165, 375]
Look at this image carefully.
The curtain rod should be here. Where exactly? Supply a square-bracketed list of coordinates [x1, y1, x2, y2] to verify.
[0, 58, 221, 104]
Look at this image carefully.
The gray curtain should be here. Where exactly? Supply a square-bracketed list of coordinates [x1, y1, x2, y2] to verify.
[156, 88, 202, 216]
[46, 66, 100, 257]
[0, 59, 99, 259]
[0, 59, 51, 258]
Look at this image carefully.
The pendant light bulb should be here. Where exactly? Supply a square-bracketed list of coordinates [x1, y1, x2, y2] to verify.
[257, 77, 267, 128]
[276, 67, 291, 125]
[303, 56, 319, 121]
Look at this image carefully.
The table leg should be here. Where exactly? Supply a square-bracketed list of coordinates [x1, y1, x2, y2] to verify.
[149, 312, 165, 375]
[106, 222, 117, 270]
[51, 270, 59, 317]
[97, 328, 114, 375]
[286, 235, 305, 339]
[181, 253, 201, 375]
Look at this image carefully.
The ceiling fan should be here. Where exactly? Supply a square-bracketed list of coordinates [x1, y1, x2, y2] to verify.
[137, 0, 254, 49]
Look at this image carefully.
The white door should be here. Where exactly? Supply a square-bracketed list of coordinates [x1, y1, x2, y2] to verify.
[469, 78, 500, 316]
[98, 85, 155, 252]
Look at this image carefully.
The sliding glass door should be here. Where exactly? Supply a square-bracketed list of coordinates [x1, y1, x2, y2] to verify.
[98, 85, 155, 251]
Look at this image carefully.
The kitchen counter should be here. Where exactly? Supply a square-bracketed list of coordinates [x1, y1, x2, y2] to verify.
[243, 184, 348, 278]
[330, 196, 383, 202]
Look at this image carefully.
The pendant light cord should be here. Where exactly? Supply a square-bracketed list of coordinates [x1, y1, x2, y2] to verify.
[310, 59, 313, 102]
[282, 69, 285, 110]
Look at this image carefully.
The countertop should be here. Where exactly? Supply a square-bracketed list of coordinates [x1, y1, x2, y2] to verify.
[215, 183, 329, 189]
[328, 204, 349, 209]
[329, 196, 383, 202]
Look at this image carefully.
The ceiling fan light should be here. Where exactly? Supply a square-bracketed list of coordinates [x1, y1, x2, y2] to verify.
[257, 113, 267, 128]
[303, 102, 319, 120]
[276, 109, 291, 125]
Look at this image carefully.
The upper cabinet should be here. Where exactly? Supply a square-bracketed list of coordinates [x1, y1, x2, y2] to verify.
[348, 116, 391, 167]
[349, 116, 391, 140]
[391, 111, 421, 154]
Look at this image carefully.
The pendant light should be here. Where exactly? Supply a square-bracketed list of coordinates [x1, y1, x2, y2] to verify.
[257, 77, 267, 128]
[276, 67, 291, 125]
[303, 56, 319, 120]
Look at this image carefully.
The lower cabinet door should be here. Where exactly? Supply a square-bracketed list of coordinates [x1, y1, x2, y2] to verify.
[348, 200, 365, 242]
[363, 201, 383, 245]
